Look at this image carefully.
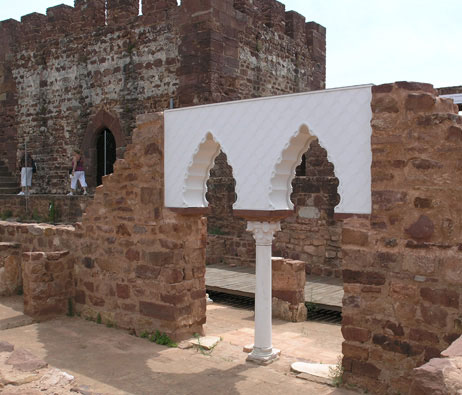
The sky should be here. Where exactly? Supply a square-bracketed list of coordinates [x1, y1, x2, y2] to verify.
[0, 0, 460, 89]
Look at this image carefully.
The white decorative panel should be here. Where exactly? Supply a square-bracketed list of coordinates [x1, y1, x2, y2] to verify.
[164, 85, 373, 214]
[440, 93, 462, 104]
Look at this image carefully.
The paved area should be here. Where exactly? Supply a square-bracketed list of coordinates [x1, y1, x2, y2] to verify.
[206, 264, 343, 310]
[0, 295, 34, 330]
[0, 296, 357, 394]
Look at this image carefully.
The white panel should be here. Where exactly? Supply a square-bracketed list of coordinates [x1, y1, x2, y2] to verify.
[164, 85, 373, 214]
[440, 93, 462, 104]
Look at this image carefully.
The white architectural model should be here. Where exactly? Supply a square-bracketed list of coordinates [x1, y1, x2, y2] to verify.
[164, 84, 373, 215]
[164, 85, 374, 364]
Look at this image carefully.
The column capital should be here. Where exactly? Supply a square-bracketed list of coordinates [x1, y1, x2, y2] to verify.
[246, 221, 281, 246]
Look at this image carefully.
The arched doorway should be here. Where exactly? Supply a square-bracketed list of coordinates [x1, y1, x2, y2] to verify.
[81, 109, 126, 188]
[96, 129, 116, 186]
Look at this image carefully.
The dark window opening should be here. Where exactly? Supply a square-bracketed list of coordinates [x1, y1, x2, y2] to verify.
[96, 129, 116, 186]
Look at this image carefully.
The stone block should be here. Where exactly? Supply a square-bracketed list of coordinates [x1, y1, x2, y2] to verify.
[342, 228, 368, 246]
[410, 356, 462, 395]
[420, 287, 459, 309]
[405, 93, 436, 111]
[341, 326, 371, 343]
[351, 360, 381, 379]
[371, 95, 399, 113]
[0, 252, 21, 296]
[342, 342, 369, 361]
[139, 301, 176, 321]
[22, 251, 74, 320]
[420, 304, 449, 328]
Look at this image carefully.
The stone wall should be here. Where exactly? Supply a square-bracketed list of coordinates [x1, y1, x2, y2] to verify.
[0, 195, 91, 224]
[341, 82, 462, 394]
[0, 113, 208, 341]
[0, 221, 75, 252]
[0, 242, 21, 296]
[22, 250, 74, 319]
[0, 0, 325, 193]
[272, 257, 307, 322]
[72, 113, 207, 340]
[206, 139, 342, 277]
[437, 85, 462, 112]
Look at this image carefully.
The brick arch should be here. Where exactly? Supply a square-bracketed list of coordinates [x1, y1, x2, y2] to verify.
[81, 109, 126, 188]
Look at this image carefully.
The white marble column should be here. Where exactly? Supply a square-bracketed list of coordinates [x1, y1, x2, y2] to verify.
[246, 221, 281, 364]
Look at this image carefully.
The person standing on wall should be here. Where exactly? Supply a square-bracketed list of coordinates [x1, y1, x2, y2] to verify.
[68, 149, 88, 196]
[18, 151, 35, 196]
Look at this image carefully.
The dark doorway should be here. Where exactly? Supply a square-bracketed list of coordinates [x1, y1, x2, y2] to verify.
[96, 129, 116, 186]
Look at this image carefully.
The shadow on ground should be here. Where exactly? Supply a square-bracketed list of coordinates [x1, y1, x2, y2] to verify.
[0, 296, 353, 394]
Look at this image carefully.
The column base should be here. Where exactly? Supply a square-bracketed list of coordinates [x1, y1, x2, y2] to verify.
[245, 345, 281, 365]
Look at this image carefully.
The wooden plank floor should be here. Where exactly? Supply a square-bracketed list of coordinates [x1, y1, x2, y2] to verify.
[206, 263, 343, 312]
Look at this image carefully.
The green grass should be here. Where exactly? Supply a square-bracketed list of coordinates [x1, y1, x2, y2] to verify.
[140, 330, 177, 347]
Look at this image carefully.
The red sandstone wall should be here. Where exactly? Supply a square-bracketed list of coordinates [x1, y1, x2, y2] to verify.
[73, 113, 207, 340]
[0, 113, 208, 340]
[22, 250, 75, 319]
[6, 2, 180, 193]
[0, 221, 75, 252]
[0, 0, 325, 194]
[0, 20, 20, 173]
[341, 82, 462, 394]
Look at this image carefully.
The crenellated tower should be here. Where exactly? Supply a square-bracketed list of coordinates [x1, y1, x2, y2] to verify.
[0, 0, 326, 193]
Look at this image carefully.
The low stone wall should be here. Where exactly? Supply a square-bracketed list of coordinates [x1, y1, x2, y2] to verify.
[0, 242, 21, 296]
[0, 195, 91, 224]
[22, 251, 74, 319]
[410, 336, 462, 394]
[0, 221, 75, 253]
[272, 257, 307, 322]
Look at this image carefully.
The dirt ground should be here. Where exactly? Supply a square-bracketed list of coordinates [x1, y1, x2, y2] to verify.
[0, 296, 358, 394]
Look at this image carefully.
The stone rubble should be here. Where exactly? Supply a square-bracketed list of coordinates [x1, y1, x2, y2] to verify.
[0, 341, 83, 394]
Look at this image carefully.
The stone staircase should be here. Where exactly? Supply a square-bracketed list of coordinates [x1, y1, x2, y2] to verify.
[0, 160, 19, 195]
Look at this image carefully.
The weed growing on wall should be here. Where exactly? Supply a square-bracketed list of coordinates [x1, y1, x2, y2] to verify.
[329, 356, 344, 387]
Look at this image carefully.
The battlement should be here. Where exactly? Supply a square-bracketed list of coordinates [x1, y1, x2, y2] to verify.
[231, 0, 326, 46]
[0, 0, 324, 48]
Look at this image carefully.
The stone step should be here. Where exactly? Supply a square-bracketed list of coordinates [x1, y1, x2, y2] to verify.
[0, 187, 21, 195]
[0, 314, 35, 330]
[0, 167, 12, 174]
[0, 176, 17, 183]
[0, 181, 19, 188]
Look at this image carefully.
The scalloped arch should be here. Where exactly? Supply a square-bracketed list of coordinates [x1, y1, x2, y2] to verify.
[183, 132, 222, 207]
[269, 124, 338, 210]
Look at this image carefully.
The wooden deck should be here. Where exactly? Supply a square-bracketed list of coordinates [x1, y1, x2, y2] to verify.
[205, 264, 343, 312]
